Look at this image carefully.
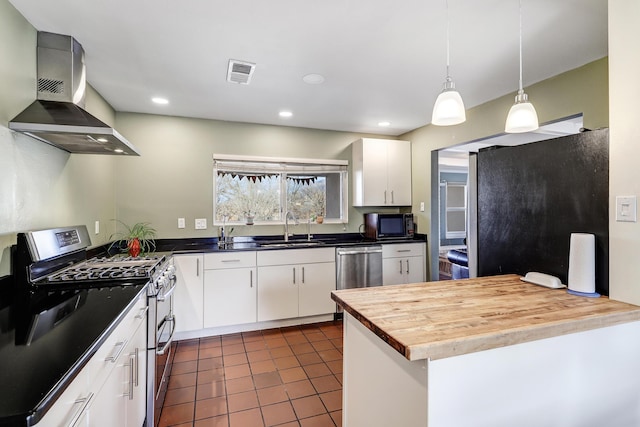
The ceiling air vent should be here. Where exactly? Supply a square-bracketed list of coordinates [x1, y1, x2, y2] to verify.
[227, 59, 256, 85]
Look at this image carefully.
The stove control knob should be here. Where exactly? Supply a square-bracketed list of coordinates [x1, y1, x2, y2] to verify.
[166, 265, 176, 275]
[156, 275, 168, 288]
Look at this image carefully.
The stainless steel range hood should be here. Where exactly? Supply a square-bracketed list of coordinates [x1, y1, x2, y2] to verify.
[9, 32, 140, 156]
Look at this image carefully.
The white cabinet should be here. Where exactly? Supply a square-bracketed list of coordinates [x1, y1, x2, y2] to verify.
[352, 138, 412, 206]
[89, 293, 147, 427]
[257, 248, 336, 322]
[382, 243, 426, 285]
[203, 252, 257, 328]
[34, 367, 90, 427]
[35, 289, 148, 427]
[173, 254, 204, 333]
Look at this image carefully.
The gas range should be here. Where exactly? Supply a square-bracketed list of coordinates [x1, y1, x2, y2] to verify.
[13, 225, 174, 296]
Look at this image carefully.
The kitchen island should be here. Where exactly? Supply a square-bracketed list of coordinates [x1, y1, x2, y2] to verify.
[331, 275, 640, 427]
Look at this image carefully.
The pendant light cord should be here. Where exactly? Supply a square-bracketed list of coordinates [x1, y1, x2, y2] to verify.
[445, 0, 451, 79]
[518, 0, 523, 92]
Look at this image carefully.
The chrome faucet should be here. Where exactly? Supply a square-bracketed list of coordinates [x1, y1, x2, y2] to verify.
[284, 211, 298, 241]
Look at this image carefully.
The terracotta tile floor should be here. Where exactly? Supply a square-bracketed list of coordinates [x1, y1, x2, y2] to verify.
[158, 321, 344, 427]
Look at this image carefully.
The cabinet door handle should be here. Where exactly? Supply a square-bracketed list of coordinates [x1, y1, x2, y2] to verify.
[406, 259, 410, 274]
[302, 267, 305, 284]
[68, 393, 93, 427]
[196, 258, 200, 277]
[250, 270, 253, 288]
[399, 260, 403, 274]
[134, 347, 139, 386]
[293, 267, 296, 284]
[397, 249, 411, 253]
[384, 190, 387, 204]
[105, 340, 127, 363]
[222, 259, 241, 263]
[127, 353, 135, 400]
[391, 190, 395, 204]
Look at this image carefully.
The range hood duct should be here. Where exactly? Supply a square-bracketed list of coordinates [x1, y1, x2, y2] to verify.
[9, 32, 140, 156]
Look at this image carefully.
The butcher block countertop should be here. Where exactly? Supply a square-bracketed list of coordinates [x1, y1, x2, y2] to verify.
[331, 274, 640, 361]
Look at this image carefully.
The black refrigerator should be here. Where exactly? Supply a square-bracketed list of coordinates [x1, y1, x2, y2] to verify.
[474, 128, 609, 295]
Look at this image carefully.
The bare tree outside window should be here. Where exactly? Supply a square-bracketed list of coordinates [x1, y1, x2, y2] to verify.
[213, 157, 348, 225]
[215, 173, 280, 222]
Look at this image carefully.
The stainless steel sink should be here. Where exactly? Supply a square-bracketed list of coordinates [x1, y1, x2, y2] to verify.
[258, 240, 325, 248]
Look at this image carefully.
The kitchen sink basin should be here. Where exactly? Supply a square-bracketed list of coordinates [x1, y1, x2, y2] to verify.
[259, 240, 325, 248]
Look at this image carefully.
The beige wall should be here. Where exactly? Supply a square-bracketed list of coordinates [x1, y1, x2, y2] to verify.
[0, 0, 118, 276]
[609, 0, 640, 305]
[113, 112, 388, 238]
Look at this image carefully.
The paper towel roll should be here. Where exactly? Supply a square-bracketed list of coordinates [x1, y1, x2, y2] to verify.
[568, 233, 596, 294]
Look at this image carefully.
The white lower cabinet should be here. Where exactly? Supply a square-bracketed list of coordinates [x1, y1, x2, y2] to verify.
[36, 290, 148, 427]
[173, 254, 204, 332]
[382, 243, 426, 285]
[90, 317, 146, 427]
[257, 248, 336, 322]
[204, 252, 257, 328]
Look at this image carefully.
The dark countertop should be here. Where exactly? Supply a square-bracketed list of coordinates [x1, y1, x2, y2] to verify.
[0, 278, 147, 427]
[0, 232, 427, 426]
[153, 232, 428, 254]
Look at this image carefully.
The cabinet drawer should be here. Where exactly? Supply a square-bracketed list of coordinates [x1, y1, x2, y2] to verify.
[204, 251, 256, 269]
[257, 247, 335, 266]
[382, 243, 425, 258]
[87, 290, 147, 389]
[35, 368, 90, 427]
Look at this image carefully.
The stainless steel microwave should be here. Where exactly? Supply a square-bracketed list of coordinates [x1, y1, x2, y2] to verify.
[364, 213, 415, 240]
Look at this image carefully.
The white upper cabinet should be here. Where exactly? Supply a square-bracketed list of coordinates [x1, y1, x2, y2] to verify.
[352, 138, 412, 207]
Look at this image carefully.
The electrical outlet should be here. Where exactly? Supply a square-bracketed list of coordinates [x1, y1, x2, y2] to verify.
[178, 218, 186, 229]
[94, 220, 100, 234]
[195, 218, 207, 230]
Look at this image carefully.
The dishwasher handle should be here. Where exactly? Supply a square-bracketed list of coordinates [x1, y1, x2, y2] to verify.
[336, 246, 382, 256]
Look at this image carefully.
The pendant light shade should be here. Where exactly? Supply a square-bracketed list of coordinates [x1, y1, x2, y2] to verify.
[505, 0, 538, 133]
[432, 77, 466, 126]
[505, 89, 538, 133]
[432, 0, 466, 126]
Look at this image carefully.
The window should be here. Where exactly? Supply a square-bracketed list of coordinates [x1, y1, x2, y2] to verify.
[214, 155, 348, 225]
[444, 182, 467, 239]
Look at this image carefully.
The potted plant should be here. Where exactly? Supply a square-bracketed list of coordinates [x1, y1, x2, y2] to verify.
[109, 221, 157, 257]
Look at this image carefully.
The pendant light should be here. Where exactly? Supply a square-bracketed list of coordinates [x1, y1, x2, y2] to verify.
[505, 0, 539, 133]
[432, 0, 466, 126]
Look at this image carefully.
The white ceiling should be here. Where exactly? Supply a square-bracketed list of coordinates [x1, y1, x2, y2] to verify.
[8, 0, 608, 136]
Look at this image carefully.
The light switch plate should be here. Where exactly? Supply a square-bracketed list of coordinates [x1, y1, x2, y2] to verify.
[195, 218, 207, 229]
[178, 218, 186, 229]
[616, 196, 637, 222]
[420, 202, 425, 212]
[94, 220, 100, 234]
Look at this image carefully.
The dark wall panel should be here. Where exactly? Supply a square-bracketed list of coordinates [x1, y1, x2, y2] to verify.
[477, 128, 609, 295]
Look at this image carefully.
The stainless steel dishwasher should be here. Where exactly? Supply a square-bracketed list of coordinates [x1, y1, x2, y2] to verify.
[336, 246, 383, 312]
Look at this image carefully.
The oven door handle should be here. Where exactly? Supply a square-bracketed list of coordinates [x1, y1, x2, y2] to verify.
[156, 314, 176, 356]
[157, 276, 177, 302]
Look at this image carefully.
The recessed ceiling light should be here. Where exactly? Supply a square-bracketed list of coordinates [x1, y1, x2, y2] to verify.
[114, 148, 124, 153]
[378, 121, 391, 127]
[96, 137, 108, 143]
[152, 97, 169, 105]
[303, 74, 325, 84]
[279, 111, 293, 118]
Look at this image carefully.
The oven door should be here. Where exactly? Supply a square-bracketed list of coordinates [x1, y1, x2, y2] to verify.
[153, 275, 177, 425]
